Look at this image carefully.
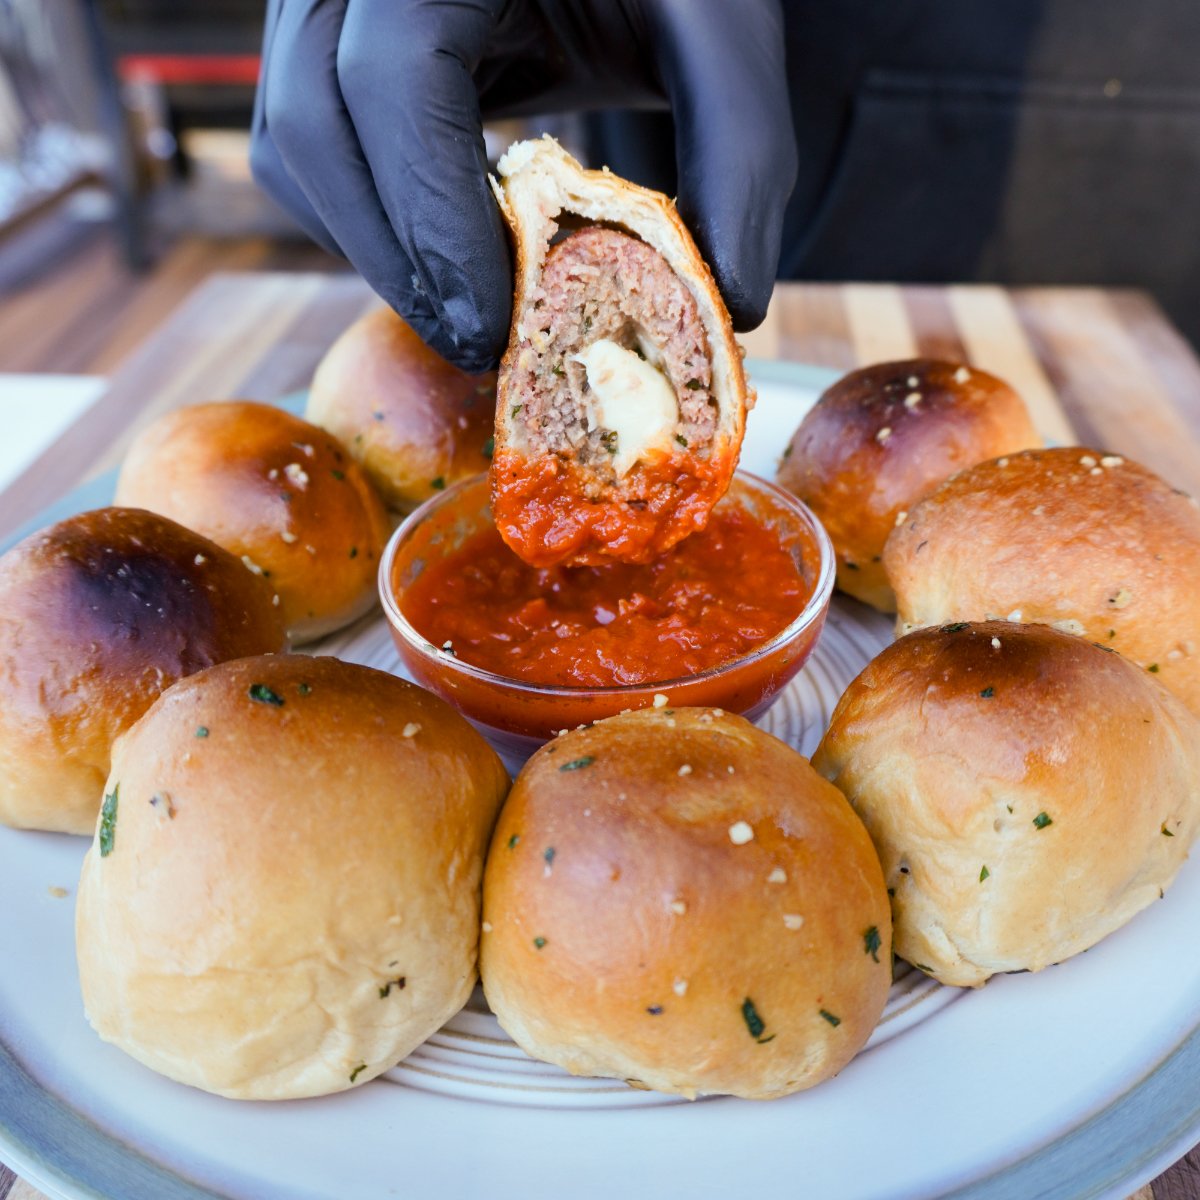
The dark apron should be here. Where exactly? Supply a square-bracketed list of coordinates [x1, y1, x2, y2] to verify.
[586, 0, 1200, 346]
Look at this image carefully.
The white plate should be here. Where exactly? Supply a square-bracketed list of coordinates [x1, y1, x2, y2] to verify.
[3, 361, 1199, 1200]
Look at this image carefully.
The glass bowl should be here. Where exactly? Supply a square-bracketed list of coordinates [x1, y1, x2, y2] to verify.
[378, 471, 835, 759]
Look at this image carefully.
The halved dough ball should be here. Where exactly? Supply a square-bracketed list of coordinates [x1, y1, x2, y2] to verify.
[490, 138, 750, 567]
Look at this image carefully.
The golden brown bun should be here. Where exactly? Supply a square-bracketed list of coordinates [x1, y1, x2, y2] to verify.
[76, 654, 509, 1100]
[813, 622, 1200, 987]
[884, 447, 1200, 714]
[306, 307, 496, 512]
[0, 507, 286, 835]
[115, 401, 391, 642]
[481, 708, 891, 1099]
[778, 360, 1039, 611]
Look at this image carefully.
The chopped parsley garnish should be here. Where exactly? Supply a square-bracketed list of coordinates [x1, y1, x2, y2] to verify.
[1162, 823, 1175, 837]
[941, 622, 969, 633]
[583, 315, 592, 332]
[533, 936, 547, 950]
[782, 444, 793, 459]
[819, 1009, 842, 1028]
[559, 756, 595, 771]
[431, 476, 445, 490]
[646, 1005, 663, 1015]
[1032, 812, 1053, 829]
[864, 926, 882, 962]
[741, 997, 765, 1039]
[675, 434, 688, 448]
[379, 977, 406, 998]
[298, 682, 311, 696]
[195, 726, 209, 738]
[349, 1064, 367, 1083]
[1148, 663, 1160, 673]
[979, 687, 995, 698]
[1108, 629, 1116, 639]
[511, 404, 522, 418]
[551, 363, 565, 377]
[349, 546, 358, 558]
[507, 834, 520, 849]
[601, 430, 619, 455]
[331, 468, 345, 481]
[685, 379, 704, 390]
[980, 865, 991, 882]
[544, 847, 556, 866]
[482, 436, 495, 459]
[99, 785, 118, 857]
[248, 683, 285, 706]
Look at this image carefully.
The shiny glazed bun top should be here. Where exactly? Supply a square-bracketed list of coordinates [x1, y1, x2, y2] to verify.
[0, 507, 286, 834]
[307, 307, 497, 512]
[481, 707, 891, 1100]
[884, 447, 1200, 715]
[115, 401, 390, 643]
[778, 359, 1039, 611]
[814, 621, 1200, 986]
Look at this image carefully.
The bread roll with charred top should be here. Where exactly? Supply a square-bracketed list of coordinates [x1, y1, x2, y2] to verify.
[481, 708, 891, 1099]
[76, 655, 510, 1100]
[778, 359, 1039, 611]
[813, 622, 1200, 986]
[306, 307, 496, 511]
[884, 447, 1200, 714]
[0, 507, 286, 834]
[115, 401, 390, 643]
[490, 137, 749, 567]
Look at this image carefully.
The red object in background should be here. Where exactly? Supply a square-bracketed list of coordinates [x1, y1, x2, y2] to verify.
[117, 54, 260, 85]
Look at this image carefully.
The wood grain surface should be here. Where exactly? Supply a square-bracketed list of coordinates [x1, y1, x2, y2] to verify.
[3, 274, 1200, 1200]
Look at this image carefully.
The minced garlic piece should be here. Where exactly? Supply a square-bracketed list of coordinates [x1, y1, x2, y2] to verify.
[729, 821, 754, 845]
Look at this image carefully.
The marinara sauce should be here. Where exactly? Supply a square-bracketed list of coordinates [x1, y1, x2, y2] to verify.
[401, 504, 815, 688]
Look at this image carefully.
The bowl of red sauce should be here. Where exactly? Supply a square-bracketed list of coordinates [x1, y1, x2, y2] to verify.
[379, 471, 835, 756]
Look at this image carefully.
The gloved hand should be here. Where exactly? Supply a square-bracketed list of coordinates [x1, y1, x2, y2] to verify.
[251, 0, 797, 373]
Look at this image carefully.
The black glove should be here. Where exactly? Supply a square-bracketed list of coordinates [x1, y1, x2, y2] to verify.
[251, 0, 797, 373]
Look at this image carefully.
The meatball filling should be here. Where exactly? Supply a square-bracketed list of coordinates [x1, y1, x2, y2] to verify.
[495, 227, 727, 566]
[508, 227, 717, 493]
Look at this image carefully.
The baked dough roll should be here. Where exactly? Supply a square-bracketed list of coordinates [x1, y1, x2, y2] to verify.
[884, 447, 1200, 715]
[0, 507, 286, 834]
[307, 307, 496, 512]
[490, 137, 750, 567]
[481, 708, 891, 1099]
[76, 655, 509, 1100]
[116, 401, 390, 643]
[778, 359, 1039, 611]
[813, 622, 1200, 987]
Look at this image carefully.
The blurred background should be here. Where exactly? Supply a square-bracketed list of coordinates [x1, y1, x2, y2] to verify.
[0, 0, 1198, 379]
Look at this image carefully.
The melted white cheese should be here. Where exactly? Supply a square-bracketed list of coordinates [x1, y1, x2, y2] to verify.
[572, 339, 679, 477]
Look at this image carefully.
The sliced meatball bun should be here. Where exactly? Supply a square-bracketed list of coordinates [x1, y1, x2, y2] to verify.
[490, 137, 750, 567]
